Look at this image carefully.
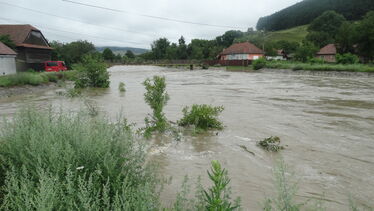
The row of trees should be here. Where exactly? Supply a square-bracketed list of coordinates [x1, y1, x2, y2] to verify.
[50, 41, 137, 67]
[140, 30, 250, 61]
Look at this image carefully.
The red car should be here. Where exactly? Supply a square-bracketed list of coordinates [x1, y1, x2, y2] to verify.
[44, 61, 67, 72]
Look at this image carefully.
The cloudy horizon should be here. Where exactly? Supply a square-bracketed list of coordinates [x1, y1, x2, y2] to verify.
[0, 0, 301, 49]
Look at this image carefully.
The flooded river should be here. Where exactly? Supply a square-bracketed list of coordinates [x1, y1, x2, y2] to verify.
[0, 66, 373, 210]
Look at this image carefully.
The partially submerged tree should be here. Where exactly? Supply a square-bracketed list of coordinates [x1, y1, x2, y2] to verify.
[142, 76, 170, 137]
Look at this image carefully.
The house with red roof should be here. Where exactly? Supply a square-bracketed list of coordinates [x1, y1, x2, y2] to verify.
[219, 42, 264, 61]
[0, 24, 52, 71]
[0, 41, 17, 75]
[316, 44, 337, 63]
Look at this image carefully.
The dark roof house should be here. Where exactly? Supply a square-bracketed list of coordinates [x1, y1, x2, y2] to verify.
[316, 44, 337, 63]
[0, 24, 52, 71]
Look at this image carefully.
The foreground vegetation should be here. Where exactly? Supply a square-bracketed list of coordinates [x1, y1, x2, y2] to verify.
[0, 71, 77, 87]
[0, 108, 159, 210]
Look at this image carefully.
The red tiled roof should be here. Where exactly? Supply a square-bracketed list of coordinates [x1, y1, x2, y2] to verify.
[220, 42, 264, 55]
[17, 43, 53, 50]
[317, 44, 337, 55]
[0, 42, 17, 55]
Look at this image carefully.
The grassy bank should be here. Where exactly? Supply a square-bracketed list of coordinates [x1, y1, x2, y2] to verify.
[265, 61, 374, 72]
[0, 71, 77, 87]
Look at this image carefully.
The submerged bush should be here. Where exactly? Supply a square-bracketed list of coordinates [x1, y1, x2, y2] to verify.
[178, 104, 224, 132]
[253, 58, 267, 70]
[118, 82, 126, 92]
[0, 108, 159, 210]
[257, 136, 284, 152]
[74, 54, 110, 88]
[142, 76, 170, 137]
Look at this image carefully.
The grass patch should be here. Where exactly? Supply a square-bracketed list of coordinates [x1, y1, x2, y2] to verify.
[178, 104, 224, 133]
[0, 108, 160, 210]
[265, 25, 308, 43]
[0, 71, 77, 87]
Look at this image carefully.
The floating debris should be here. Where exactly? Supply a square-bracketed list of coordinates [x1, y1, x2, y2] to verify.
[257, 136, 284, 152]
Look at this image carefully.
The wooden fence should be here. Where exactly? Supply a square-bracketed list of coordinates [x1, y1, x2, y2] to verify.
[204, 60, 252, 66]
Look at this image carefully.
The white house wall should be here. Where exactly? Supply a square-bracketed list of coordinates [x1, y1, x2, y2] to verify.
[0, 55, 17, 75]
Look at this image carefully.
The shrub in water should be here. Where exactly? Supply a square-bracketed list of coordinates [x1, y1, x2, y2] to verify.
[118, 82, 126, 92]
[257, 136, 284, 152]
[0, 108, 160, 210]
[178, 104, 224, 132]
[253, 58, 267, 70]
[74, 54, 110, 88]
[142, 76, 170, 137]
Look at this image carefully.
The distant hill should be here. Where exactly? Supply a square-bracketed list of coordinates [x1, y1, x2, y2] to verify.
[256, 0, 374, 31]
[96, 46, 149, 55]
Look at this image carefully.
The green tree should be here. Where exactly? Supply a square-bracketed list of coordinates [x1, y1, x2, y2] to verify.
[74, 54, 110, 88]
[166, 43, 178, 60]
[294, 41, 318, 62]
[0, 35, 15, 49]
[177, 36, 188, 59]
[335, 21, 358, 54]
[102, 48, 115, 61]
[308, 11, 346, 37]
[216, 30, 244, 47]
[151, 38, 170, 59]
[306, 31, 334, 48]
[125, 50, 135, 59]
[274, 40, 299, 54]
[356, 11, 374, 62]
[50, 40, 96, 67]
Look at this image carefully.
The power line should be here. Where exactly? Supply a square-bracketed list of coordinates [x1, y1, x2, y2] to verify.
[62, 0, 247, 30]
[0, 1, 151, 37]
[0, 16, 148, 47]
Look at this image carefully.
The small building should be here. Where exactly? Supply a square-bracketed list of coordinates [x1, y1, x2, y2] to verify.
[0, 41, 17, 75]
[266, 49, 287, 61]
[316, 44, 337, 63]
[0, 24, 52, 71]
[219, 42, 264, 61]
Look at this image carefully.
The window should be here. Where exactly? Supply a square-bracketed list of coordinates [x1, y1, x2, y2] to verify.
[47, 62, 58, 66]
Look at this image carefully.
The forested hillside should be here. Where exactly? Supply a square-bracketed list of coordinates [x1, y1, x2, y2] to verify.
[256, 0, 374, 31]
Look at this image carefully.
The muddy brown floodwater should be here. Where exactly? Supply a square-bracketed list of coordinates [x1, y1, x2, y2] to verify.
[0, 66, 373, 210]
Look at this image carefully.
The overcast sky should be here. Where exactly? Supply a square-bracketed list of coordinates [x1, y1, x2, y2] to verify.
[0, 0, 300, 49]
